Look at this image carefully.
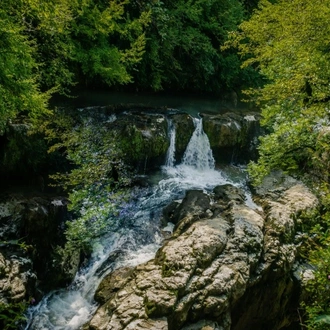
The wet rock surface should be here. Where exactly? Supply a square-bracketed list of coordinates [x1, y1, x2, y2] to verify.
[108, 110, 170, 172]
[168, 113, 195, 164]
[87, 176, 317, 330]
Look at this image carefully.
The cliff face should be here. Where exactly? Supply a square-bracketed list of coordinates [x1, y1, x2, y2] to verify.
[86, 174, 317, 330]
[0, 194, 80, 305]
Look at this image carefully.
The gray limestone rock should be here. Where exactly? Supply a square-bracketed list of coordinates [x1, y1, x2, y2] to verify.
[86, 179, 318, 330]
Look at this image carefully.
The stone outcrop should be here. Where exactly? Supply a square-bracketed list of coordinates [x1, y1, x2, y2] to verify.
[110, 109, 262, 169]
[0, 251, 36, 304]
[96, 108, 263, 170]
[108, 110, 170, 172]
[232, 173, 318, 330]
[0, 193, 77, 305]
[168, 113, 195, 164]
[86, 174, 318, 330]
[202, 112, 263, 164]
[73, 106, 189, 173]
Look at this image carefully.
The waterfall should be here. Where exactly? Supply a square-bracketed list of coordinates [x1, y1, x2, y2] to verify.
[165, 119, 176, 167]
[182, 117, 215, 170]
[162, 117, 226, 191]
[24, 115, 246, 330]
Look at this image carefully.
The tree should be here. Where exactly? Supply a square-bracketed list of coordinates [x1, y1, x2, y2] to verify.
[69, 0, 150, 87]
[133, 0, 247, 93]
[0, 5, 50, 133]
[15, 0, 151, 90]
[0, 0, 151, 132]
[225, 0, 330, 184]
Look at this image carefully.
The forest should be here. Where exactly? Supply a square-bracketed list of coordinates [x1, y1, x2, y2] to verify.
[1, 0, 330, 329]
[0, 0, 262, 132]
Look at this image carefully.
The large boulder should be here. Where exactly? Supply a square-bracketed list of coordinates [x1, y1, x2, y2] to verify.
[231, 173, 318, 329]
[202, 112, 263, 164]
[109, 110, 195, 172]
[168, 113, 195, 164]
[109, 111, 169, 172]
[86, 178, 317, 330]
[0, 193, 78, 304]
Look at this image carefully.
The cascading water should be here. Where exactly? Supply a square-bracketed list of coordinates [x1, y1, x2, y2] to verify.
[165, 119, 176, 167]
[162, 117, 228, 191]
[25, 116, 254, 330]
[182, 117, 214, 170]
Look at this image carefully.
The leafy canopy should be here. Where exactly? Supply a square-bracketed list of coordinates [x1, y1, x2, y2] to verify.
[0, 0, 150, 131]
[134, 0, 248, 92]
[0, 6, 50, 133]
[226, 0, 330, 184]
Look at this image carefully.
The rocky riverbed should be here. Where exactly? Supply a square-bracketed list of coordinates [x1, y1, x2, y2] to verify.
[86, 173, 318, 330]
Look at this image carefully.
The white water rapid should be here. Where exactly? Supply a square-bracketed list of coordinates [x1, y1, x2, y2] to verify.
[25, 117, 255, 330]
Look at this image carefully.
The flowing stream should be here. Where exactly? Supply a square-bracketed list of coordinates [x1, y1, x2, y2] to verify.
[25, 117, 255, 330]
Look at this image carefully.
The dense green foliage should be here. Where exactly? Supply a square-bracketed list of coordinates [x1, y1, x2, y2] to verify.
[134, 0, 249, 92]
[0, 0, 150, 131]
[226, 0, 330, 327]
[0, 5, 50, 134]
[0, 301, 27, 330]
[227, 0, 330, 183]
[0, 0, 261, 131]
[46, 109, 133, 250]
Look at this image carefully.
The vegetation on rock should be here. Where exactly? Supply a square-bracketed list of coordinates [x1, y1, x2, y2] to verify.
[0, 301, 27, 330]
[225, 0, 330, 327]
[46, 108, 132, 251]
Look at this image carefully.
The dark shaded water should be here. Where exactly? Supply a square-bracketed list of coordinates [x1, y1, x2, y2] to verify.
[51, 90, 244, 117]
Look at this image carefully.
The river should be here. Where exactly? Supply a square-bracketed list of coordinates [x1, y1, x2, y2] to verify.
[25, 111, 255, 329]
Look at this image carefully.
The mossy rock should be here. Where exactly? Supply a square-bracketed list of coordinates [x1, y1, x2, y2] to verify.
[110, 112, 169, 172]
[202, 112, 262, 164]
[169, 113, 194, 164]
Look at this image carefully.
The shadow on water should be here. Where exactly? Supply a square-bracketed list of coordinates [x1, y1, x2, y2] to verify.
[51, 90, 248, 117]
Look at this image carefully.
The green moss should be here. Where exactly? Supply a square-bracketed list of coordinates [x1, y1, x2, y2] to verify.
[0, 301, 27, 330]
[145, 300, 157, 317]
[161, 263, 175, 277]
[118, 121, 169, 167]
